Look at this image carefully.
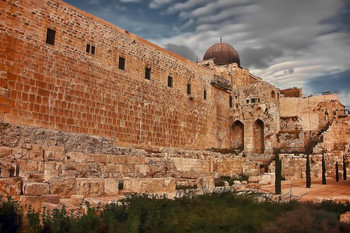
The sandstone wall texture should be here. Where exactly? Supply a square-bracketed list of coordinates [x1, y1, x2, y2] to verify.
[0, 122, 270, 211]
[279, 94, 343, 132]
[0, 0, 350, 210]
[0, 0, 232, 150]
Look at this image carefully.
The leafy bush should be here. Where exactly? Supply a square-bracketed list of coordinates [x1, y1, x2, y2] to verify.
[2, 191, 350, 232]
[0, 197, 22, 233]
[261, 206, 347, 233]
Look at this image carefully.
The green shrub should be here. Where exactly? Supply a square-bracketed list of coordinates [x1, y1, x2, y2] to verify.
[26, 206, 42, 233]
[0, 197, 22, 233]
[261, 206, 342, 233]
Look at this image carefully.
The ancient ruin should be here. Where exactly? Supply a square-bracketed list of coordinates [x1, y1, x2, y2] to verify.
[0, 0, 349, 210]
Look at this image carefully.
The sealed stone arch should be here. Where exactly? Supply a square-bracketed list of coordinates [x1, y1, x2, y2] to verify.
[271, 90, 276, 100]
[232, 120, 244, 149]
[253, 119, 264, 153]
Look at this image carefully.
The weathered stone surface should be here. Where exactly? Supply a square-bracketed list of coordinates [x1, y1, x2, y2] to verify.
[42, 195, 60, 204]
[197, 176, 215, 191]
[24, 183, 49, 196]
[104, 178, 119, 196]
[0, 177, 22, 198]
[339, 211, 349, 223]
[50, 178, 76, 197]
[124, 178, 175, 193]
[76, 178, 104, 197]
[41, 202, 63, 213]
[19, 196, 44, 212]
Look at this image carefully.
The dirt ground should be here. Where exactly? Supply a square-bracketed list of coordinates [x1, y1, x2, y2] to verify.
[259, 178, 350, 202]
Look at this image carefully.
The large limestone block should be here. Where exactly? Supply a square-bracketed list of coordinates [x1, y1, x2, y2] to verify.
[0, 177, 22, 198]
[19, 196, 44, 212]
[0, 146, 12, 158]
[123, 177, 175, 193]
[340, 211, 350, 223]
[44, 146, 65, 161]
[42, 194, 60, 204]
[76, 178, 104, 197]
[24, 182, 49, 195]
[50, 178, 76, 197]
[197, 176, 215, 191]
[104, 178, 119, 195]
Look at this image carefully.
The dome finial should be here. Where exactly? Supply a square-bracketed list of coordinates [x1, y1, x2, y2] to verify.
[220, 35, 223, 43]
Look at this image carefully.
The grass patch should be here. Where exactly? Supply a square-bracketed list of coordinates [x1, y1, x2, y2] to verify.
[1, 192, 350, 232]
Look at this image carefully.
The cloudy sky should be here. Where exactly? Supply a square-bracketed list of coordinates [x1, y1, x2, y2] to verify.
[64, 0, 350, 107]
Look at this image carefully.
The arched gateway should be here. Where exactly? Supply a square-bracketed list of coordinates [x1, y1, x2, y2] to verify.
[232, 120, 244, 149]
[253, 119, 264, 153]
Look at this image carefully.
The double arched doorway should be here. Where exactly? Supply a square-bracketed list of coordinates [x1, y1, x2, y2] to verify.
[232, 119, 265, 154]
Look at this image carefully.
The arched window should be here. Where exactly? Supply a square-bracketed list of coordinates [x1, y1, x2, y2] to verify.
[271, 90, 276, 100]
[232, 120, 244, 149]
[253, 119, 264, 153]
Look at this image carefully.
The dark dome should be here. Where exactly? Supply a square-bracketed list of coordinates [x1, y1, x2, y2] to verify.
[203, 43, 240, 66]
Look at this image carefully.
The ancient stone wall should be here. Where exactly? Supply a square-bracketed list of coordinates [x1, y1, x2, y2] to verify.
[279, 94, 344, 132]
[278, 117, 304, 152]
[281, 88, 302, 97]
[229, 82, 280, 153]
[280, 153, 349, 182]
[0, 0, 241, 150]
[0, 123, 271, 210]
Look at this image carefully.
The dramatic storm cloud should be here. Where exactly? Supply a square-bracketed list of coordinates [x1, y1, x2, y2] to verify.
[64, 0, 350, 106]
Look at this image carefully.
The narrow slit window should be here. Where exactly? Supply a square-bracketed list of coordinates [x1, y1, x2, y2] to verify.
[91, 45, 95, 55]
[145, 67, 151, 80]
[119, 57, 125, 70]
[204, 90, 207, 100]
[46, 28, 56, 46]
[229, 96, 233, 108]
[187, 84, 191, 95]
[86, 44, 91, 53]
[167, 76, 173, 88]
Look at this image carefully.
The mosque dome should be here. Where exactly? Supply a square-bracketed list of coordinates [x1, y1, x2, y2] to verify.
[203, 42, 240, 66]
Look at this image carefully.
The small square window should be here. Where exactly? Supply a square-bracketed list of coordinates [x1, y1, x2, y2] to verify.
[167, 76, 173, 88]
[251, 98, 256, 103]
[119, 57, 125, 70]
[187, 84, 191, 95]
[246, 100, 249, 104]
[46, 28, 56, 46]
[204, 90, 207, 100]
[86, 44, 91, 53]
[145, 67, 151, 80]
[91, 45, 95, 55]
